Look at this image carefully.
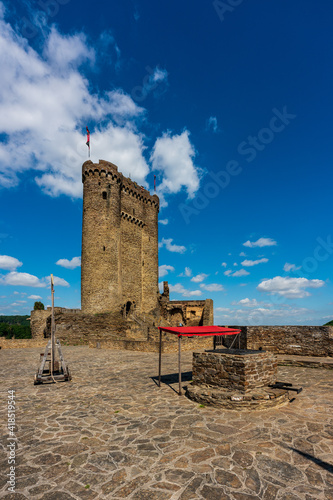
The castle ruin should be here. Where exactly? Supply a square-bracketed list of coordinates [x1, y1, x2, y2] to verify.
[30, 160, 214, 351]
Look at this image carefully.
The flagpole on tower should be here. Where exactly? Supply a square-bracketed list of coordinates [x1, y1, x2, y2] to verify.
[86, 126, 90, 158]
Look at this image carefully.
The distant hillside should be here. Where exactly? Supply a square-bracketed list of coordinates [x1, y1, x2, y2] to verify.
[0, 315, 30, 326]
[0, 315, 31, 339]
[324, 320, 333, 326]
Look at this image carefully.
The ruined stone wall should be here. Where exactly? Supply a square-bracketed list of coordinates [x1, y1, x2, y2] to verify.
[202, 299, 214, 325]
[160, 298, 214, 327]
[88, 336, 214, 353]
[81, 160, 159, 315]
[30, 309, 214, 352]
[221, 325, 333, 357]
[31, 308, 81, 340]
[246, 325, 333, 357]
[30, 310, 52, 339]
[0, 338, 47, 349]
[31, 307, 332, 356]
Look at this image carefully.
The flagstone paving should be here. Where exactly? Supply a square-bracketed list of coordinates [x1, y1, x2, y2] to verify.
[0, 346, 332, 499]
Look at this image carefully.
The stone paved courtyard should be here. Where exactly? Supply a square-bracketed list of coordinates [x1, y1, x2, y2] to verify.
[0, 346, 332, 499]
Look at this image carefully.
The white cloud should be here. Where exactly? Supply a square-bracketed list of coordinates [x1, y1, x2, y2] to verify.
[46, 276, 70, 288]
[215, 307, 230, 312]
[0, 255, 23, 271]
[225, 269, 250, 277]
[221, 262, 227, 267]
[44, 27, 95, 70]
[232, 269, 250, 277]
[184, 290, 203, 297]
[230, 305, 311, 325]
[0, 14, 151, 196]
[159, 238, 186, 254]
[158, 265, 175, 278]
[56, 257, 81, 269]
[136, 66, 168, 100]
[191, 273, 208, 283]
[200, 283, 224, 292]
[179, 267, 192, 277]
[28, 295, 42, 300]
[283, 263, 301, 272]
[151, 67, 168, 83]
[233, 262, 238, 266]
[243, 238, 277, 248]
[150, 130, 201, 199]
[257, 276, 325, 299]
[241, 258, 269, 267]
[168, 283, 202, 297]
[185, 267, 192, 277]
[0, 272, 46, 288]
[159, 219, 169, 225]
[239, 252, 246, 257]
[231, 298, 269, 307]
[206, 116, 219, 133]
[0, 272, 70, 288]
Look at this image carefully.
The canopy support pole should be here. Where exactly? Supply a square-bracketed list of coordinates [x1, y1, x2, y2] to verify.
[158, 329, 162, 387]
[178, 336, 182, 396]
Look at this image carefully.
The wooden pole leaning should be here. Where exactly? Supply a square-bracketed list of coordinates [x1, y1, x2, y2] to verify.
[34, 274, 71, 385]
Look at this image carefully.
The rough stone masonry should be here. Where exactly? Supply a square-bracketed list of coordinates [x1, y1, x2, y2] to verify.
[81, 159, 160, 315]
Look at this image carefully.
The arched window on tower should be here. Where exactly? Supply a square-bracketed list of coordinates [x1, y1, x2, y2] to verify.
[102, 191, 107, 200]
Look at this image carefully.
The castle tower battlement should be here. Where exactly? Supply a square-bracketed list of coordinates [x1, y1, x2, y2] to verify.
[81, 160, 159, 314]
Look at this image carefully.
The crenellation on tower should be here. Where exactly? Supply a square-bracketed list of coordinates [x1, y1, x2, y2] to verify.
[82, 160, 159, 207]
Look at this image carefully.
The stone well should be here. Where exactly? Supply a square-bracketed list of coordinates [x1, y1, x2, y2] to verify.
[186, 349, 289, 410]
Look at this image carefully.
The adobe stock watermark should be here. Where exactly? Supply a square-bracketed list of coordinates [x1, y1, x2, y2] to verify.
[21, 0, 70, 39]
[213, 0, 245, 23]
[7, 389, 16, 493]
[247, 235, 333, 326]
[290, 235, 333, 279]
[178, 106, 296, 224]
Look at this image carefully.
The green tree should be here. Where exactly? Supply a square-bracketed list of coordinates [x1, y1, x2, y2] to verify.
[34, 301, 45, 310]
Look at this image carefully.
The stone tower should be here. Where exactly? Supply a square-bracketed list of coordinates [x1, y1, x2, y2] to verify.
[81, 159, 159, 314]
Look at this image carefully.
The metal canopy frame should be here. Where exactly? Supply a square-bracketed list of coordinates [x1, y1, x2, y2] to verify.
[158, 326, 241, 395]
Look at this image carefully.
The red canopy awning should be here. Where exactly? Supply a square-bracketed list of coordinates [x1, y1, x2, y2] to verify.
[158, 326, 241, 337]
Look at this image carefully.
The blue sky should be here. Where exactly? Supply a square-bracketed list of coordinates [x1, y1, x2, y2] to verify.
[0, 0, 332, 325]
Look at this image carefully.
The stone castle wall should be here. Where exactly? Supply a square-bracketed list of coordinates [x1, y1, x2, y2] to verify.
[30, 307, 332, 356]
[81, 160, 159, 315]
[0, 338, 47, 349]
[221, 325, 333, 357]
[29, 309, 213, 352]
[30, 308, 81, 339]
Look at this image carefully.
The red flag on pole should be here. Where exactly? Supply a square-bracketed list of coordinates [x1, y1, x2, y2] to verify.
[86, 126, 90, 158]
[154, 175, 156, 192]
